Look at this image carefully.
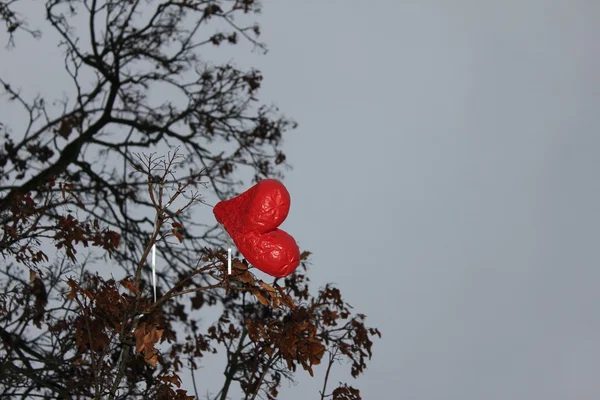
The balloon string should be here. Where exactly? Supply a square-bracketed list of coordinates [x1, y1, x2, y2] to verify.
[228, 247, 232, 275]
[151, 243, 157, 302]
[151, 210, 158, 304]
[148, 200, 220, 302]
[221, 224, 233, 275]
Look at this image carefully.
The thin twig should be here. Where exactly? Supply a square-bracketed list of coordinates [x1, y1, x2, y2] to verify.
[319, 350, 337, 400]
[219, 329, 248, 400]
[190, 357, 200, 400]
[249, 350, 278, 400]
[107, 343, 132, 400]
[152, 282, 224, 310]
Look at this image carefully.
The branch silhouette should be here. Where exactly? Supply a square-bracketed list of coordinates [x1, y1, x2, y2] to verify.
[0, 1, 380, 399]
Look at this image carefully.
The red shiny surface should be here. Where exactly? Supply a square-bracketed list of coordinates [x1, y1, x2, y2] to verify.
[213, 179, 300, 278]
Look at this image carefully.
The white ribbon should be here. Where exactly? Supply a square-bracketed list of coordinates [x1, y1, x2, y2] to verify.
[228, 247, 232, 275]
[152, 243, 157, 302]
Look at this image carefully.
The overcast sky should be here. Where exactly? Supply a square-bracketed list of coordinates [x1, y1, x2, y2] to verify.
[248, 1, 600, 399]
[3, 0, 600, 399]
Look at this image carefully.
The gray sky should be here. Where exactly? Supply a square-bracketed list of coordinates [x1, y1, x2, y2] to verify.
[248, 1, 600, 399]
[3, 0, 600, 399]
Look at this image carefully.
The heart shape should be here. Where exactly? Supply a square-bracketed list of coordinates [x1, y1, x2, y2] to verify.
[213, 179, 301, 278]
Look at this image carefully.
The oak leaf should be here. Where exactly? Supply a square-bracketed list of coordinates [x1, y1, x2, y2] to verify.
[135, 323, 164, 353]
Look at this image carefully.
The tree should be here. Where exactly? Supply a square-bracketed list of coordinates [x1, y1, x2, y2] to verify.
[0, 1, 381, 399]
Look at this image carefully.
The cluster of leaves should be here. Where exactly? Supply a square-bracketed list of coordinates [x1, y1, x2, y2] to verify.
[1, 175, 121, 267]
[0, 0, 380, 399]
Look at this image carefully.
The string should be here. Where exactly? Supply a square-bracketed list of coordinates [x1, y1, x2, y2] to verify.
[151, 200, 219, 301]
[146, 191, 231, 313]
[228, 247, 232, 275]
[148, 199, 230, 304]
[152, 243, 156, 302]
[222, 224, 233, 275]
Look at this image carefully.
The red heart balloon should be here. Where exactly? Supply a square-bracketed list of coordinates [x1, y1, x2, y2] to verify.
[213, 179, 301, 278]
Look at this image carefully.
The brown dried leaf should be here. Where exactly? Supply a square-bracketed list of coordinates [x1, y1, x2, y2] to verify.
[174, 389, 195, 400]
[232, 259, 248, 271]
[120, 278, 137, 294]
[144, 349, 159, 367]
[237, 270, 254, 284]
[332, 384, 362, 400]
[81, 288, 94, 300]
[305, 364, 314, 377]
[159, 373, 182, 388]
[135, 322, 164, 354]
[31, 277, 47, 328]
[253, 288, 270, 306]
[171, 221, 183, 230]
[66, 279, 78, 300]
[172, 229, 183, 243]
[258, 280, 275, 293]
[245, 319, 261, 342]
[135, 322, 164, 367]
[275, 285, 296, 309]
[271, 293, 280, 308]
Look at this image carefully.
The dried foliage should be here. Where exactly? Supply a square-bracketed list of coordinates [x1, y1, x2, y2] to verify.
[0, 1, 380, 399]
